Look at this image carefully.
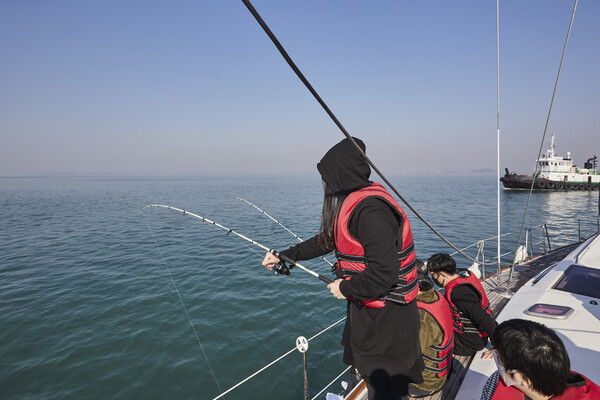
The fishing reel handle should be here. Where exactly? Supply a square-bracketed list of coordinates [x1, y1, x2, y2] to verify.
[272, 250, 333, 284]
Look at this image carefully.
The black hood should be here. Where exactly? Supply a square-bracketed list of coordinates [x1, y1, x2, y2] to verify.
[317, 137, 372, 197]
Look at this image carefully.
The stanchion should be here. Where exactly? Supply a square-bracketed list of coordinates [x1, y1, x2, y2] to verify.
[296, 336, 309, 400]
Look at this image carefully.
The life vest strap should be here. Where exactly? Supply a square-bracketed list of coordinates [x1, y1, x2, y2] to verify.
[422, 350, 453, 364]
[384, 279, 419, 304]
[335, 250, 366, 263]
[430, 337, 454, 352]
[397, 242, 414, 259]
[397, 258, 417, 277]
[424, 364, 448, 373]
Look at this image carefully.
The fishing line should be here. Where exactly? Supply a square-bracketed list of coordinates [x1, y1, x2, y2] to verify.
[241, 0, 476, 262]
[143, 204, 333, 284]
[142, 214, 224, 395]
[235, 196, 334, 267]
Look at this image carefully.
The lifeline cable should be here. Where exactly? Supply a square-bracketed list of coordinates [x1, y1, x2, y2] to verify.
[211, 316, 346, 400]
[142, 204, 333, 284]
[235, 196, 334, 267]
[241, 0, 475, 262]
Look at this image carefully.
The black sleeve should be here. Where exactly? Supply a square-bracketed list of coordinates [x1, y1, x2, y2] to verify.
[279, 234, 333, 262]
[338, 197, 401, 300]
[451, 285, 498, 337]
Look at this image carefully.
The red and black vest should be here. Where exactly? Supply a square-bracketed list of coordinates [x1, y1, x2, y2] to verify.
[417, 291, 454, 378]
[444, 271, 492, 337]
[489, 371, 600, 400]
[334, 182, 418, 308]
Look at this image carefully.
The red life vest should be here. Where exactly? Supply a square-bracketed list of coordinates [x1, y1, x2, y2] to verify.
[489, 371, 600, 400]
[334, 182, 418, 308]
[444, 271, 492, 337]
[417, 291, 454, 378]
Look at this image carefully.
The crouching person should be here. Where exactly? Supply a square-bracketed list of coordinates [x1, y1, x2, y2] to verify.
[427, 253, 497, 356]
[481, 318, 600, 400]
[408, 260, 454, 398]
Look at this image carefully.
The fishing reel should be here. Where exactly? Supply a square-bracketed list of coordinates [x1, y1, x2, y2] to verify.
[273, 261, 291, 276]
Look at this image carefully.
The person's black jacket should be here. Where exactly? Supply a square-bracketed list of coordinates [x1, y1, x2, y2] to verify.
[281, 137, 422, 377]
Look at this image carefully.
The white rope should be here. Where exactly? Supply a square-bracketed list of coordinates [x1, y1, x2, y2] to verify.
[308, 317, 346, 341]
[311, 365, 352, 400]
[211, 317, 346, 400]
[211, 347, 298, 400]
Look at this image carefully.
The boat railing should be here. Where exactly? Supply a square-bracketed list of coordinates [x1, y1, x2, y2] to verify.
[211, 316, 349, 400]
[451, 217, 600, 276]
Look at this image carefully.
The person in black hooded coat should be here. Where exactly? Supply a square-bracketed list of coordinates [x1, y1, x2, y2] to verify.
[262, 137, 423, 400]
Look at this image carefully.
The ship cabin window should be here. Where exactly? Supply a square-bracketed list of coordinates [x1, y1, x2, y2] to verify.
[553, 265, 600, 299]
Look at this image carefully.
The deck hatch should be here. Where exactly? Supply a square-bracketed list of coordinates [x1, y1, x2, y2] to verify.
[525, 303, 574, 319]
[552, 264, 600, 299]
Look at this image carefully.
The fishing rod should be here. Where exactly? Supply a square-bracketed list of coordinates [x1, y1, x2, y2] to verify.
[241, 0, 475, 262]
[235, 196, 334, 267]
[142, 204, 333, 284]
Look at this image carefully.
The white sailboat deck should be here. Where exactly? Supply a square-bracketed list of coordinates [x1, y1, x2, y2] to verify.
[420, 243, 581, 400]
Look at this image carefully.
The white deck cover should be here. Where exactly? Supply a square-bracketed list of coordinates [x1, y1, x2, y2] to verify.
[456, 234, 600, 400]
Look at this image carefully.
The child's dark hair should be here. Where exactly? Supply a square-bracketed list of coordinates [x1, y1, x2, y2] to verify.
[493, 319, 570, 397]
[426, 253, 457, 274]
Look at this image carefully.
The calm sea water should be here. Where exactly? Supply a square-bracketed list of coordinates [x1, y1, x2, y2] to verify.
[1, 176, 598, 400]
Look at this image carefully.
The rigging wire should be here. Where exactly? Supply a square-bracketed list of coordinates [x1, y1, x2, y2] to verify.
[142, 214, 223, 394]
[241, 0, 475, 263]
[508, 0, 578, 285]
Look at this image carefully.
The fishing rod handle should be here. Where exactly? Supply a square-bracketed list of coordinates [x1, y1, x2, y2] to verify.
[272, 250, 333, 285]
[317, 274, 334, 285]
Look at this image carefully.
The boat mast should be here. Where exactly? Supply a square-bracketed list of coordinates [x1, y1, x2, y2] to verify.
[496, 0, 501, 280]
[494, 0, 512, 297]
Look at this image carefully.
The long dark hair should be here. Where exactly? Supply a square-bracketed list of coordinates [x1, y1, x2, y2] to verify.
[317, 179, 343, 251]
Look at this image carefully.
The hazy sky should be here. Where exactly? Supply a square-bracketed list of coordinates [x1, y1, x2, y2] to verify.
[1, 1, 598, 177]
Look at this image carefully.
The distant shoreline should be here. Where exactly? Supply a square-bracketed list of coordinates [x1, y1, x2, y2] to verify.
[0, 170, 498, 179]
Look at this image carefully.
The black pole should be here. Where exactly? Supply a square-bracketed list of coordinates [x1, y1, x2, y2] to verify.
[241, 0, 476, 262]
[303, 352, 309, 400]
[544, 224, 552, 252]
